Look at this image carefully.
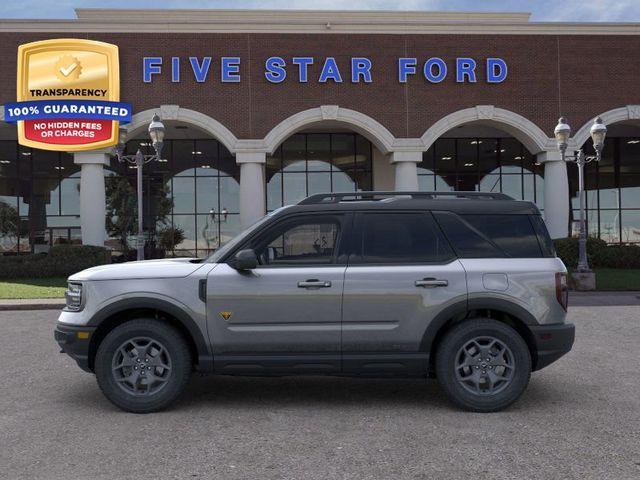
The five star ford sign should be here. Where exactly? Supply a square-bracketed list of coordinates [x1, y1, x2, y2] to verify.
[4, 39, 132, 151]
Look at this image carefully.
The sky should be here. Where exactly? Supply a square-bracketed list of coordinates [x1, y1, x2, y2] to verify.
[1, 0, 639, 22]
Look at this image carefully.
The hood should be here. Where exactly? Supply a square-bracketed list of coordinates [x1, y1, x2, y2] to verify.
[69, 258, 207, 281]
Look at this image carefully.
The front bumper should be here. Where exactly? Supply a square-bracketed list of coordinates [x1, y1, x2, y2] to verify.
[530, 322, 575, 371]
[54, 323, 96, 373]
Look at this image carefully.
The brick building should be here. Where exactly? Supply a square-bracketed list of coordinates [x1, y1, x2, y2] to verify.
[0, 9, 639, 255]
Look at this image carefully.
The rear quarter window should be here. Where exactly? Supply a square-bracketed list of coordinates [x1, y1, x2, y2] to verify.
[434, 212, 549, 258]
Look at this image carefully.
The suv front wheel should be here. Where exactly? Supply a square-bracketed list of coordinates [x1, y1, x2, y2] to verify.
[95, 319, 192, 413]
[435, 319, 531, 412]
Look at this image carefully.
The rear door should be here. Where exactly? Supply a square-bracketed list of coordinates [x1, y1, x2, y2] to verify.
[341, 211, 468, 374]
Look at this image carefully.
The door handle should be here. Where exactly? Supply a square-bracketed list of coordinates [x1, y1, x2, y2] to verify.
[415, 278, 448, 288]
[298, 279, 332, 288]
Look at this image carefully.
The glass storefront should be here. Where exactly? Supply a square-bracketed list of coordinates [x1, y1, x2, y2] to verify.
[266, 133, 373, 212]
[2, 133, 640, 256]
[419, 137, 544, 211]
[116, 139, 241, 257]
[571, 137, 640, 244]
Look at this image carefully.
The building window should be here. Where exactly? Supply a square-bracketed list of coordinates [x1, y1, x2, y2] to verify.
[419, 137, 544, 210]
[569, 137, 640, 244]
[266, 133, 373, 211]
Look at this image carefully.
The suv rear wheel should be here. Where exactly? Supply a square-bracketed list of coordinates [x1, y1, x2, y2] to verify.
[435, 318, 531, 412]
[95, 319, 192, 413]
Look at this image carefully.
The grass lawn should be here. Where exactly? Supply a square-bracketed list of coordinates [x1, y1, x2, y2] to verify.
[0, 278, 67, 299]
[594, 269, 640, 291]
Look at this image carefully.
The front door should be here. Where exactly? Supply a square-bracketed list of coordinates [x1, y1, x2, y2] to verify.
[341, 211, 468, 374]
[207, 213, 350, 374]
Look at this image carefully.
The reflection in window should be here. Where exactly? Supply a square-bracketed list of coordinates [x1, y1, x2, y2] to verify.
[266, 133, 373, 211]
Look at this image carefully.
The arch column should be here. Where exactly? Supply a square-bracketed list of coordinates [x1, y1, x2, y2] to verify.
[74, 150, 110, 246]
[538, 151, 569, 239]
[237, 151, 266, 229]
[391, 151, 422, 191]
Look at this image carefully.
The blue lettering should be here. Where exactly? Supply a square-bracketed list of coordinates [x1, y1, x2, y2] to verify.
[171, 57, 180, 83]
[456, 58, 477, 83]
[398, 58, 417, 83]
[424, 58, 447, 83]
[143, 57, 162, 83]
[221, 57, 241, 83]
[265, 56, 287, 83]
[189, 57, 211, 83]
[292, 57, 314, 82]
[319, 57, 342, 83]
[487, 58, 508, 83]
[351, 57, 372, 83]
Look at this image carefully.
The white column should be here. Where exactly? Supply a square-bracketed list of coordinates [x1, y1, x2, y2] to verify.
[73, 150, 110, 246]
[538, 151, 569, 239]
[391, 151, 422, 191]
[237, 151, 266, 229]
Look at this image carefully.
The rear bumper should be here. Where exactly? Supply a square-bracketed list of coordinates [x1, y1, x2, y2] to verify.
[54, 323, 96, 373]
[530, 322, 575, 371]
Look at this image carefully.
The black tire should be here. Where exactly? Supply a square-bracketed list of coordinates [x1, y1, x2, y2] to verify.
[435, 318, 531, 412]
[95, 319, 192, 413]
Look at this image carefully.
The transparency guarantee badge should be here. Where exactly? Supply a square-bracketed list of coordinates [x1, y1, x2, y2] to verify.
[4, 38, 132, 152]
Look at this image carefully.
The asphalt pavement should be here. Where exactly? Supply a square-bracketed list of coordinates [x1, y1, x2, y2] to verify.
[0, 307, 639, 480]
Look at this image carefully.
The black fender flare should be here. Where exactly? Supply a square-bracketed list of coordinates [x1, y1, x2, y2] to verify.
[420, 297, 538, 354]
[88, 297, 213, 372]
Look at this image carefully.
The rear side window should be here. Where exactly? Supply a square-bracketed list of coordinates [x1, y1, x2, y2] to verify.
[433, 212, 504, 258]
[354, 212, 454, 264]
[461, 214, 543, 258]
[434, 212, 547, 258]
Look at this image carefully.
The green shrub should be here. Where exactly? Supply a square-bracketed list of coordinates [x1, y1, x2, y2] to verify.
[554, 237, 640, 269]
[0, 245, 110, 279]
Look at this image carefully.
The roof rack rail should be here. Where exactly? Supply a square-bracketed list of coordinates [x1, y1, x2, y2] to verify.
[298, 191, 512, 205]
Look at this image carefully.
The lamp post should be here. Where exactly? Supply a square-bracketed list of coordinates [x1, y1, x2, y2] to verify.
[114, 114, 166, 261]
[554, 116, 607, 273]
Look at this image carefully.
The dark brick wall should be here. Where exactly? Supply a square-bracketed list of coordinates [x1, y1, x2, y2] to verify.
[1, 32, 638, 140]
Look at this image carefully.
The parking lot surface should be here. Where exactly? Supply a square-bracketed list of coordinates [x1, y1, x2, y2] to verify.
[1, 307, 639, 480]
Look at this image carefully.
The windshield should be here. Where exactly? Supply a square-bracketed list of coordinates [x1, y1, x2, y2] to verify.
[206, 207, 290, 263]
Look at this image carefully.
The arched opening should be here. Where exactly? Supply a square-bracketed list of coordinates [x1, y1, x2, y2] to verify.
[0, 121, 83, 254]
[418, 123, 544, 210]
[572, 120, 640, 244]
[262, 106, 395, 211]
[265, 127, 374, 211]
[109, 121, 241, 257]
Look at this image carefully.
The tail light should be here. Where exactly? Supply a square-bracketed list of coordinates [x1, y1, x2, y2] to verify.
[555, 272, 568, 311]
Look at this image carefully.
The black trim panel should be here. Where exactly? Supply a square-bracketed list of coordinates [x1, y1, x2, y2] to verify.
[54, 323, 96, 373]
[467, 297, 539, 325]
[530, 322, 575, 371]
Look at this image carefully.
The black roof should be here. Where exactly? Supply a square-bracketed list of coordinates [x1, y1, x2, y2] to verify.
[275, 191, 540, 216]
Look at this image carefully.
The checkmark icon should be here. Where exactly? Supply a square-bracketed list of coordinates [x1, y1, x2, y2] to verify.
[59, 62, 78, 77]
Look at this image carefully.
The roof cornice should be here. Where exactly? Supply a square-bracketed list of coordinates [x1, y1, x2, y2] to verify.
[0, 9, 638, 35]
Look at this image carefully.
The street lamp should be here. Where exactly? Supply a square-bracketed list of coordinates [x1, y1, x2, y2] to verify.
[114, 114, 166, 261]
[554, 116, 607, 273]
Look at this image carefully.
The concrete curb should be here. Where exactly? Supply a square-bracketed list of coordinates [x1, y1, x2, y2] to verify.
[0, 299, 65, 311]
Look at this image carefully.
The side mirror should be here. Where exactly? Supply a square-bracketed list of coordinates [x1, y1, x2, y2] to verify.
[231, 249, 258, 270]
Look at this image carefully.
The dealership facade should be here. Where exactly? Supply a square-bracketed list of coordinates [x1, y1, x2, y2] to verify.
[0, 9, 640, 255]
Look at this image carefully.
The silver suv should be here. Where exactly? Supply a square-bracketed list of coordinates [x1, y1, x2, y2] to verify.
[55, 191, 574, 413]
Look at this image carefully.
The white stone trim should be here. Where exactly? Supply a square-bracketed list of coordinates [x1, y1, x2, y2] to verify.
[1, 10, 640, 35]
[127, 105, 239, 154]
[263, 106, 396, 155]
[572, 105, 640, 148]
[420, 105, 553, 154]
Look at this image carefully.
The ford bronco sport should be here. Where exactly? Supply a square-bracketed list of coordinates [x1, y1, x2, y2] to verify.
[55, 191, 574, 413]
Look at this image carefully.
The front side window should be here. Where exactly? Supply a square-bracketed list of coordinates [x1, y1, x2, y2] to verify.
[255, 218, 340, 266]
[355, 212, 454, 264]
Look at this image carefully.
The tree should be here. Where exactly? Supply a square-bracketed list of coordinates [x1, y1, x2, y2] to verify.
[0, 201, 21, 251]
[104, 176, 173, 254]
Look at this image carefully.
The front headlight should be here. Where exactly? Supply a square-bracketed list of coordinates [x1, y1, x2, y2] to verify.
[65, 282, 83, 311]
